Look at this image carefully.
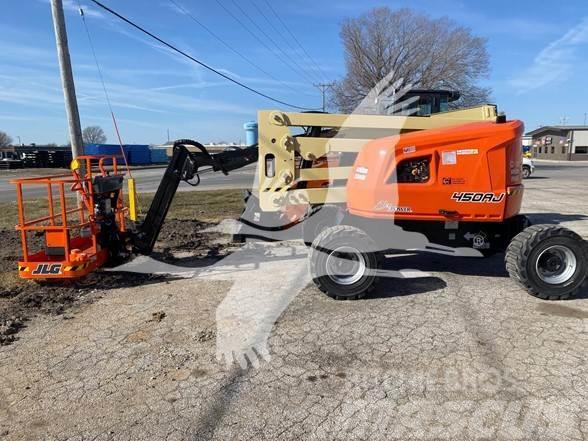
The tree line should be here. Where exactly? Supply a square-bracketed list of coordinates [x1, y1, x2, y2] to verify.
[0, 126, 107, 148]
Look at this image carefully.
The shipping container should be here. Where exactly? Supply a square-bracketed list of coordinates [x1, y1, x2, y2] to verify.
[85, 144, 152, 165]
[149, 147, 169, 163]
[127, 145, 151, 165]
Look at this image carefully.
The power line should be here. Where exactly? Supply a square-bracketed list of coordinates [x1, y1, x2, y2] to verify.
[255, 0, 328, 83]
[213, 0, 318, 87]
[228, 0, 321, 84]
[314, 82, 334, 112]
[261, 0, 329, 83]
[247, 0, 323, 83]
[77, 3, 113, 119]
[87, 0, 316, 111]
[77, 1, 134, 177]
[167, 0, 308, 97]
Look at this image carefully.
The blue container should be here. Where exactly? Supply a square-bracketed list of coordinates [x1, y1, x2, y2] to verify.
[85, 144, 126, 156]
[84, 144, 129, 166]
[126, 145, 151, 165]
[243, 121, 258, 146]
[149, 148, 169, 163]
[85, 144, 152, 165]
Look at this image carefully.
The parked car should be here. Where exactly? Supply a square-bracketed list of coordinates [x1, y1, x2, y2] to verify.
[522, 157, 535, 179]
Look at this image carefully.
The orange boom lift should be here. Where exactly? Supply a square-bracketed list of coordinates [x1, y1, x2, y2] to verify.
[11, 97, 588, 301]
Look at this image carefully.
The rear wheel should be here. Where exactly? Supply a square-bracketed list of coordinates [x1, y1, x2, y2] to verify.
[302, 204, 343, 246]
[506, 225, 587, 300]
[309, 225, 379, 300]
[522, 165, 532, 179]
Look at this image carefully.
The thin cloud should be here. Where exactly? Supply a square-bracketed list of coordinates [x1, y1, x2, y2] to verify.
[509, 17, 588, 94]
[0, 65, 254, 117]
[159, 1, 186, 16]
[37, 0, 105, 19]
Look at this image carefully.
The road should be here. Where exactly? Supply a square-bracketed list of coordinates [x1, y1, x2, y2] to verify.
[0, 161, 585, 203]
[0, 164, 257, 202]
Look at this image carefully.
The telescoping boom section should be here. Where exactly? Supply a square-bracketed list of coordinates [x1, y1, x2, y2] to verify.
[255, 105, 499, 212]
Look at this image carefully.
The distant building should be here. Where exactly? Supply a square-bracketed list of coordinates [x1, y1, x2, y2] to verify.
[526, 126, 588, 160]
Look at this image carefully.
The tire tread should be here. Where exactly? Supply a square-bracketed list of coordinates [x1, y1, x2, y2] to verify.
[505, 224, 587, 300]
[309, 225, 378, 300]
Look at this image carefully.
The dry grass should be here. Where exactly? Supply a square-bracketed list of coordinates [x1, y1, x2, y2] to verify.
[0, 199, 56, 230]
[134, 190, 244, 223]
[0, 190, 244, 230]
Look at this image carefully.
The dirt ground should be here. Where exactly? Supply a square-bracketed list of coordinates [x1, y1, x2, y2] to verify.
[0, 190, 243, 346]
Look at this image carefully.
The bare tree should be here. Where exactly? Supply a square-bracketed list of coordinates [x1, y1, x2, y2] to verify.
[0, 131, 13, 147]
[82, 126, 107, 145]
[332, 8, 491, 113]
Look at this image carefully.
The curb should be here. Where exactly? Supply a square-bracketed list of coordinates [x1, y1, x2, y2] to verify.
[533, 159, 588, 165]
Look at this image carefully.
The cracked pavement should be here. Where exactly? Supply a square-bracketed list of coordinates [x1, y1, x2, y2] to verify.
[1, 164, 587, 440]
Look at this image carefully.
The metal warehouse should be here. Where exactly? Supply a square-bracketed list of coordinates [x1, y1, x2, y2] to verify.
[527, 125, 588, 161]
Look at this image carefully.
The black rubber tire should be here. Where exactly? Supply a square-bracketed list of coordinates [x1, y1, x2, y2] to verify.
[505, 225, 588, 300]
[302, 204, 343, 246]
[522, 165, 531, 179]
[309, 225, 379, 300]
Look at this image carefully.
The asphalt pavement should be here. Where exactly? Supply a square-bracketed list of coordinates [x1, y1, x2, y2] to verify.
[0, 160, 587, 440]
[0, 163, 257, 202]
[0, 161, 585, 203]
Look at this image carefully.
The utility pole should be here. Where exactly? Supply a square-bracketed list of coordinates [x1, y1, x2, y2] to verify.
[584, 113, 587, 126]
[314, 83, 334, 112]
[50, 0, 84, 159]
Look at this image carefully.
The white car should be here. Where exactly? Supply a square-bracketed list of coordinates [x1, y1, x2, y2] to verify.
[522, 157, 535, 179]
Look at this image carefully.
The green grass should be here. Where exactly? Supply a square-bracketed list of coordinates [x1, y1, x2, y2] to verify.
[0, 190, 244, 230]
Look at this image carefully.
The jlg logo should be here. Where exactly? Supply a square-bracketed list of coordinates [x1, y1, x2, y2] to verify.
[451, 192, 505, 203]
[31, 264, 62, 275]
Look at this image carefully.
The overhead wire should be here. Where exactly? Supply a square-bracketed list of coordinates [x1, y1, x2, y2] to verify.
[227, 0, 322, 84]
[76, 1, 133, 177]
[252, 0, 329, 84]
[87, 0, 317, 110]
[261, 0, 330, 84]
[167, 0, 309, 97]
[76, 0, 144, 216]
[212, 0, 319, 87]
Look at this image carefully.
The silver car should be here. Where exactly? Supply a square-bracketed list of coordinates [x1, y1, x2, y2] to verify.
[522, 157, 535, 179]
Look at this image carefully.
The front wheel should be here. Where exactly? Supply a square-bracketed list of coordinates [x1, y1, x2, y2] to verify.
[506, 225, 587, 300]
[309, 225, 379, 300]
[522, 165, 532, 179]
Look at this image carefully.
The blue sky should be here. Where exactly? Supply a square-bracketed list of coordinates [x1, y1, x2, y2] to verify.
[1, 0, 588, 145]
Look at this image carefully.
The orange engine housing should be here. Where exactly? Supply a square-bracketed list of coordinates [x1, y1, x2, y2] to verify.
[347, 120, 525, 223]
